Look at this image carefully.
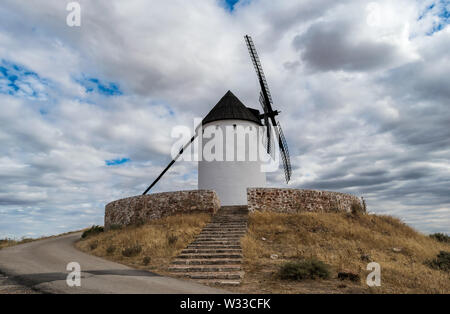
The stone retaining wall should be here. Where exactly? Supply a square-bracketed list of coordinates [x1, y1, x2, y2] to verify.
[104, 190, 220, 229]
[247, 188, 362, 213]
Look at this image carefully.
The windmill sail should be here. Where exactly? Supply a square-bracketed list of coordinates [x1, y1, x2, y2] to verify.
[244, 35, 274, 113]
[276, 122, 292, 183]
[245, 34, 292, 183]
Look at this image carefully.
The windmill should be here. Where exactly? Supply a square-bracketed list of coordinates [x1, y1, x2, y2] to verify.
[142, 35, 291, 200]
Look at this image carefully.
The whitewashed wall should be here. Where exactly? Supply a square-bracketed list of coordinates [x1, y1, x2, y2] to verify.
[198, 119, 266, 205]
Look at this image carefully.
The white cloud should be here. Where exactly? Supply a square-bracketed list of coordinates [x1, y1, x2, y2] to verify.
[0, 0, 449, 237]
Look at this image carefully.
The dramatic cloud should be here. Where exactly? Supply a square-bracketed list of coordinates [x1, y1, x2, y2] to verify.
[0, 0, 449, 238]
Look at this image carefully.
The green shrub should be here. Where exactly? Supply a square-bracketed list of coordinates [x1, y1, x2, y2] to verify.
[81, 225, 104, 239]
[122, 243, 142, 257]
[429, 233, 450, 243]
[278, 258, 331, 280]
[426, 251, 450, 272]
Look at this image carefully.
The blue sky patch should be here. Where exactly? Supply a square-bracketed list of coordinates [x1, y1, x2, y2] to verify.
[78, 75, 123, 96]
[419, 0, 450, 35]
[105, 158, 130, 166]
[0, 60, 49, 99]
[223, 0, 240, 11]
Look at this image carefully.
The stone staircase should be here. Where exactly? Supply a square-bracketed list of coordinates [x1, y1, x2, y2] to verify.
[168, 206, 248, 286]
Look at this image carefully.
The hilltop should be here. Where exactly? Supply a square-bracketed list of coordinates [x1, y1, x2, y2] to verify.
[75, 210, 449, 294]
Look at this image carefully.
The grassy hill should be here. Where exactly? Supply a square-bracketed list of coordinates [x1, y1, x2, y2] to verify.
[238, 211, 449, 293]
[75, 210, 449, 294]
[75, 213, 211, 273]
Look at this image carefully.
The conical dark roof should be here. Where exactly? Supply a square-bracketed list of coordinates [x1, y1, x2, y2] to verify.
[202, 90, 261, 125]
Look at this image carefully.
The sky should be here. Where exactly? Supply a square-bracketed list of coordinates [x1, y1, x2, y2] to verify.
[0, 0, 449, 238]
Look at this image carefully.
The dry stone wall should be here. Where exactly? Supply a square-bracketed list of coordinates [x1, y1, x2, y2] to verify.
[247, 188, 362, 213]
[104, 190, 220, 229]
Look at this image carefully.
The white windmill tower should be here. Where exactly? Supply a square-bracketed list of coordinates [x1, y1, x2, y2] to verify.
[142, 35, 292, 205]
[198, 90, 267, 205]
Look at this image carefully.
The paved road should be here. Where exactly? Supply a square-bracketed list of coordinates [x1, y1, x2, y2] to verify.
[0, 233, 226, 294]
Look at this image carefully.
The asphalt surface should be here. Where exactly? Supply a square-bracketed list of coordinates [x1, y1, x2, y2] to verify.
[0, 232, 227, 294]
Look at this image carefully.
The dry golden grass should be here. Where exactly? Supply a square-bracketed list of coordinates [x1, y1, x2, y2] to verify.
[235, 211, 450, 294]
[75, 213, 211, 273]
[0, 230, 82, 250]
[0, 238, 34, 250]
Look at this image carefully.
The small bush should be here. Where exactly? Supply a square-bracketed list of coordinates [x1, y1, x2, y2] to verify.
[122, 243, 142, 257]
[133, 218, 145, 227]
[338, 271, 360, 282]
[278, 258, 331, 280]
[106, 245, 115, 255]
[142, 256, 151, 265]
[361, 197, 367, 212]
[19, 237, 34, 244]
[89, 240, 98, 250]
[351, 201, 364, 215]
[109, 224, 122, 231]
[167, 234, 178, 246]
[426, 251, 450, 272]
[429, 233, 450, 243]
[81, 225, 104, 239]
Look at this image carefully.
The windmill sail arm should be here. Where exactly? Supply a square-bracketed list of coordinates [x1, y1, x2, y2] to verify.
[244, 35, 276, 117]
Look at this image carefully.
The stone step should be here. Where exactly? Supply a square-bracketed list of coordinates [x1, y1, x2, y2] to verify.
[209, 217, 247, 220]
[207, 221, 247, 224]
[197, 279, 242, 286]
[200, 228, 247, 234]
[168, 265, 242, 272]
[215, 214, 247, 216]
[178, 253, 243, 259]
[211, 218, 247, 221]
[172, 258, 242, 265]
[196, 235, 243, 240]
[184, 271, 244, 280]
[193, 240, 242, 244]
[181, 248, 242, 254]
[220, 205, 248, 209]
[168, 205, 248, 286]
[194, 239, 242, 243]
[192, 238, 241, 242]
[208, 221, 247, 223]
[201, 231, 246, 234]
[201, 228, 246, 231]
[206, 224, 247, 227]
[208, 218, 247, 221]
[191, 241, 241, 246]
[209, 222, 247, 224]
[187, 244, 241, 249]
[196, 236, 244, 240]
[199, 231, 246, 235]
[205, 226, 246, 229]
[211, 216, 247, 218]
